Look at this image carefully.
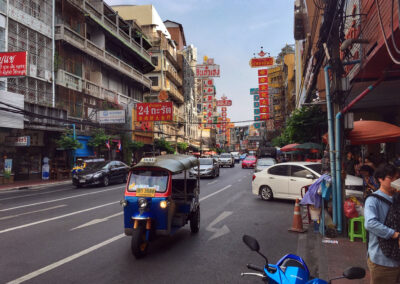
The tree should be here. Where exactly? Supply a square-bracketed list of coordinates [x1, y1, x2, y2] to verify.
[154, 138, 174, 154]
[177, 142, 188, 153]
[272, 106, 327, 147]
[87, 129, 111, 156]
[56, 129, 82, 168]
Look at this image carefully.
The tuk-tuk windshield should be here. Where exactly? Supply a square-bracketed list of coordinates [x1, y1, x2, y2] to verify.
[128, 170, 169, 193]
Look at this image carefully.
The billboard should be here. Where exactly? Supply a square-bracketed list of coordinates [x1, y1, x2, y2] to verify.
[249, 57, 274, 68]
[98, 110, 126, 124]
[216, 99, 232, 106]
[196, 64, 220, 78]
[136, 102, 173, 121]
[0, 51, 28, 77]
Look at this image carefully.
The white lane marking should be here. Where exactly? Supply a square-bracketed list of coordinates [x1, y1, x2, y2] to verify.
[6, 234, 125, 284]
[71, 212, 123, 231]
[0, 188, 70, 201]
[200, 185, 231, 202]
[206, 211, 233, 241]
[0, 185, 123, 212]
[0, 201, 118, 235]
[0, 205, 67, 221]
[207, 180, 218, 185]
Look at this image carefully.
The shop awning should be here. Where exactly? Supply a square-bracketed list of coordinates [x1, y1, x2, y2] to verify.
[293, 142, 323, 150]
[348, 120, 400, 145]
[280, 143, 299, 152]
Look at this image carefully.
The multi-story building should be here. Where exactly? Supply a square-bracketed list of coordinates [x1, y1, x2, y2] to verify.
[268, 66, 284, 130]
[0, 0, 66, 182]
[55, 0, 154, 160]
[112, 5, 185, 149]
[283, 53, 295, 119]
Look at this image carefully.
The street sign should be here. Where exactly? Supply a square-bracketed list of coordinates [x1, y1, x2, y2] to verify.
[216, 99, 232, 106]
[254, 102, 260, 108]
[98, 110, 126, 124]
[136, 102, 173, 121]
[249, 57, 274, 68]
[254, 108, 260, 115]
[250, 88, 259, 95]
[253, 95, 260, 101]
[196, 64, 220, 77]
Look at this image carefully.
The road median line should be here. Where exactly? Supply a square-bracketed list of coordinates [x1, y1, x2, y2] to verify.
[200, 185, 232, 202]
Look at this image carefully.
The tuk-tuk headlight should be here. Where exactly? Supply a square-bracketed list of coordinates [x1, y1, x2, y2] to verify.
[138, 198, 148, 209]
[120, 200, 128, 207]
[160, 200, 168, 209]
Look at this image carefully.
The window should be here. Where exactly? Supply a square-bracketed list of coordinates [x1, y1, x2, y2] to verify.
[149, 76, 158, 87]
[268, 165, 289, 176]
[151, 56, 158, 66]
[291, 165, 313, 178]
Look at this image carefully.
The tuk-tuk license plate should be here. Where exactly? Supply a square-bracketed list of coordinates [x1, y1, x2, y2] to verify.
[136, 188, 156, 197]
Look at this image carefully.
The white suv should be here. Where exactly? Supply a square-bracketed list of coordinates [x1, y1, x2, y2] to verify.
[218, 153, 235, 168]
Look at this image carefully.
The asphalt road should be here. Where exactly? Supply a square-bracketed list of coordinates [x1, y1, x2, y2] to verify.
[0, 165, 299, 284]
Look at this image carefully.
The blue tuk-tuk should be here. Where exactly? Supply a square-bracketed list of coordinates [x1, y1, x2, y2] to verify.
[120, 155, 200, 258]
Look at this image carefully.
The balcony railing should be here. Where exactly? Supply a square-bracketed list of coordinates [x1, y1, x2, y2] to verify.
[55, 24, 152, 89]
[165, 65, 182, 86]
[56, 69, 83, 92]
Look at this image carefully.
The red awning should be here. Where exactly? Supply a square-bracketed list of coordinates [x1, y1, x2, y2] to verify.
[280, 143, 299, 152]
[349, 120, 400, 145]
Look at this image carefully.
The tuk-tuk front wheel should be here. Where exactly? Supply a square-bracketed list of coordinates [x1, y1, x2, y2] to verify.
[190, 206, 200, 233]
[131, 225, 148, 258]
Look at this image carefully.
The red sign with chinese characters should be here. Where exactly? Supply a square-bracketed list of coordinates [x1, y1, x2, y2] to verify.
[259, 91, 269, 98]
[259, 84, 269, 91]
[260, 106, 269, 113]
[258, 77, 268, 84]
[260, 99, 269, 106]
[136, 102, 173, 122]
[0, 51, 28, 77]
[216, 99, 232, 106]
[249, 57, 274, 68]
[221, 107, 227, 111]
[260, 114, 270, 120]
[258, 69, 268, 76]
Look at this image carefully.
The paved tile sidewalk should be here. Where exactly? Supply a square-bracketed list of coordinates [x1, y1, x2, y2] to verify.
[0, 179, 71, 191]
[298, 227, 370, 283]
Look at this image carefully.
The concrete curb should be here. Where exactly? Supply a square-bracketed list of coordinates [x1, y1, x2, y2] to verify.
[0, 180, 72, 192]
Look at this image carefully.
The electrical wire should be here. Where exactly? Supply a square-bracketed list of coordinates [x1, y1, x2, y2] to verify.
[375, 0, 400, 64]
[390, 0, 400, 54]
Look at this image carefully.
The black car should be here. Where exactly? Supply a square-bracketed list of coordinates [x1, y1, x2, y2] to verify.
[72, 160, 129, 188]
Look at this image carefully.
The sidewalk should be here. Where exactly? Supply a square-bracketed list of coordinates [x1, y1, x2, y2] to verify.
[0, 179, 72, 191]
[297, 226, 370, 283]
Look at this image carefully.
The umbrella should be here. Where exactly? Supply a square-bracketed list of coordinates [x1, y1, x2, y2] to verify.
[280, 143, 300, 152]
[293, 142, 323, 150]
[284, 150, 303, 154]
[349, 120, 400, 145]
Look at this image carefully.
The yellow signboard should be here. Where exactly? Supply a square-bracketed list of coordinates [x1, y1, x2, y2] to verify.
[136, 188, 156, 197]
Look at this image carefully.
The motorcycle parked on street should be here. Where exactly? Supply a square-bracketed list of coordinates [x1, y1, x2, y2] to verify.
[241, 235, 365, 283]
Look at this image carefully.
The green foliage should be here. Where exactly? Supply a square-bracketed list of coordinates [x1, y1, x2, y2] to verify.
[272, 106, 327, 147]
[87, 129, 111, 149]
[154, 138, 174, 154]
[177, 142, 188, 152]
[128, 141, 145, 151]
[56, 129, 82, 150]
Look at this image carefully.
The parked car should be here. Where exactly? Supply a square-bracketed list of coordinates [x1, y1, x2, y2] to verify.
[189, 157, 219, 178]
[72, 160, 129, 188]
[252, 162, 363, 201]
[254, 158, 277, 172]
[242, 155, 257, 169]
[218, 153, 235, 167]
[231, 152, 241, 163]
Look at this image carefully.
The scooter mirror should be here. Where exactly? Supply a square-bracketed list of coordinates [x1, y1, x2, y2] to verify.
[343, 267, 365, 279]
[242, 235, 260, 252]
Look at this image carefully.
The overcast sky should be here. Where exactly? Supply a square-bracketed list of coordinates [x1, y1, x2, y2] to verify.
[104, 0, 294, 126]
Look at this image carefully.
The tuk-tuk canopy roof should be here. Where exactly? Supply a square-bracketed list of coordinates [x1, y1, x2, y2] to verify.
[132, 154, 199, 173]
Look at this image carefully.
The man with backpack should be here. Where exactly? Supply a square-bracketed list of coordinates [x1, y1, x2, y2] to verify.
[365, 164, 400, 283]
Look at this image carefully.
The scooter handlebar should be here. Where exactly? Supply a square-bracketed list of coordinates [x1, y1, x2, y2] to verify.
[247, 263, 265, 273]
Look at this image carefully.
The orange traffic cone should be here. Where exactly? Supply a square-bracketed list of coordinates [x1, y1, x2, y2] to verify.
[289, 199, 307, 233]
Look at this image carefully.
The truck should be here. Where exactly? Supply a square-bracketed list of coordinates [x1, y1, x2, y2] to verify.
[256, 145, 277, 159]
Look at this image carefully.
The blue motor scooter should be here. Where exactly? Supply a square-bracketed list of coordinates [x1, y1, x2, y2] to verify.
[241, 235, 365, 283]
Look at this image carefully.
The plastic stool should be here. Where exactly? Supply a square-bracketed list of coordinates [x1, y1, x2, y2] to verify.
[348, 216, 366, 243]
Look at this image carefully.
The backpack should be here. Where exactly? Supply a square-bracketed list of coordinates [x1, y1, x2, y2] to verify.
[366, 193, 400, 261]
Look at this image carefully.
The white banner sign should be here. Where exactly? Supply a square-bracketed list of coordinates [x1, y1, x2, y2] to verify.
[196, 64, 220, 78]
[98, 110, 125, 124]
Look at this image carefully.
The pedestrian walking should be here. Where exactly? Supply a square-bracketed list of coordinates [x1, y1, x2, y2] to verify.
[364, 163, 400, 284]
